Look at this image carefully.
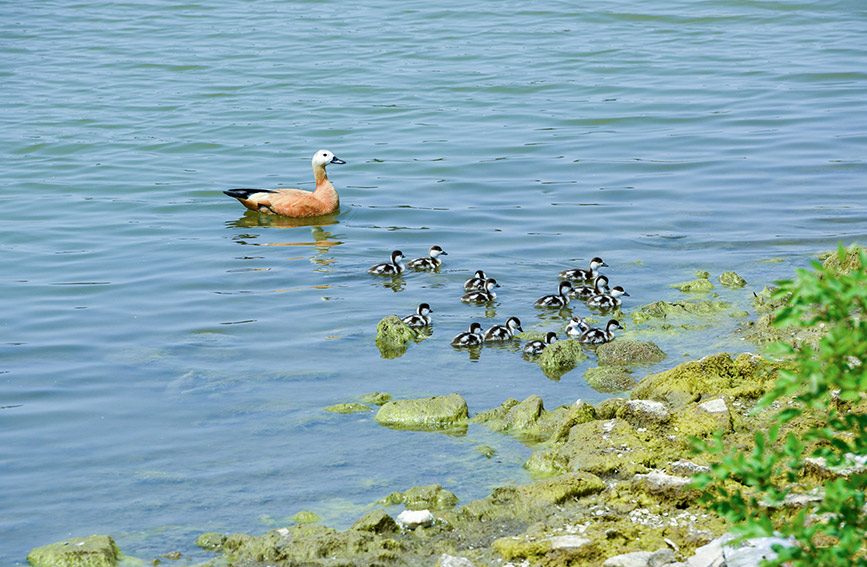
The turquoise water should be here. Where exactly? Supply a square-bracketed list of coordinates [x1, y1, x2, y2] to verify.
[2, 0, 866, 562]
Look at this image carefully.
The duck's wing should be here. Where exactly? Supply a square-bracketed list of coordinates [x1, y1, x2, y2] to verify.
[225, 188, 333, 217]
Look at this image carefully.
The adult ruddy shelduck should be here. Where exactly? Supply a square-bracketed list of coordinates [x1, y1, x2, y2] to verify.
[224, 150, 346, 217]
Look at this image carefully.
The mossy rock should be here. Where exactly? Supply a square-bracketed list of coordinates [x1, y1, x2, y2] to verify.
[324, 402, 372, 414]
[375, 315, 425, 359]
[359, 392, 392, 406]
[536, 339, 588, 379]
[195, 532, 227, 551]
[471, 396, 596, 444]
[377, 484, 458, 511]
[820, 243, 865, 275]
[595, 397, 628, 419]
[375, 393, 468, 431]
[292, 510, 322, 524]
[616, 400, 671, 429]
[718, 271, 747, 287]
[525, 419, 655, 479]
[671, 278, 714, 292]
[631, 300, 730, 325]
[350, 509, 398, 534]
[584, 366, 637, 393]
[631, 352, 779, 409]
[28, 535, 121, 567]
[668, 399, 733, 442]
[595, 340, 666, 365]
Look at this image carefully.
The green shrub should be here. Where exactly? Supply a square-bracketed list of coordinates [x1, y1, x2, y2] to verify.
[694, 245, 867, 566]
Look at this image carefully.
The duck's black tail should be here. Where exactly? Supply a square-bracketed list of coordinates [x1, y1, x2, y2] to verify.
[223, 188, 276, 199]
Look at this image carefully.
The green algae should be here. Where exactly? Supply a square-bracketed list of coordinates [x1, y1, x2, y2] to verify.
[819, 243, 865, 275]
[194, 532, 226, 552]
[718, 271, 747, 287]
[583, 366, 637, 393]
[359, 392, 392, 406]
[470, 396, 596, 444]
[377, 484, 459, 511]
[536, 339, 588, 379]
[375, 393, 468, 431]
[595, 340, 666, 365]
[350, 510, 399, 534]
[28, 535, 121, 567]
[375, 315, 426, 359]
[292, 510, 322, 524]
[325, 402, 372, 414]
[671, 278, 714, 292]
[631, 299, 731, 326]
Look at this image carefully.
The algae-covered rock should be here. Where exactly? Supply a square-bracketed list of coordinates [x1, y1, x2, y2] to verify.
[584, 367, 637, 393]
[195, 532, 227, 551]
[671, 278, 714, 292]
[631, 471, 698, 506]
[668, 399, 733, 441]
[360, 392, 392, 406]
[350, 509, 399, 534]
[631, 352, 778, 408]
[223, 524, 404, 565]
[375, 393, 468, 431]
[631, 300, 730, 325]
[292, 510, 322, 524]
[375, 315, 425, 359]
[28, 535, 120, 567]
[718, 271, 747, 287]
[324, 402, 372, 414]
[471, 396, 596, 444]
[616, 400, 670, 429]
[525, 419, 655, 478]
[493, 533, 595, 563]
[596, 340, 666, 365]
[595, 397, 628, 420]
[402, 484, 459, 510]
[536, 339, 588, 379]
[820, 243, 866, 275]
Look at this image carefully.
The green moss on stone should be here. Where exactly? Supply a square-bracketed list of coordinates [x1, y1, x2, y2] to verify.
[292, 510, 322, 524]
[359, 392, 392, 406]
[28, 535, 121, 567]
[819, 243, 865, 275]
[400, 484, 459, 510]
[375, 393, 468, 431]
[718, 271, 747, 287]
[584, 367, 637, 393]
[595, 340, 666, 365]
[195, 533, 227, 552]
[536, 339, 587, 379]
[350, 510, 398, 534]
[471, 396, 596, 445]
[671, 278, 714, 292]
[375, 315, 425, 359]
[631, 300, 730, 325]
[324, 403, 372, 414]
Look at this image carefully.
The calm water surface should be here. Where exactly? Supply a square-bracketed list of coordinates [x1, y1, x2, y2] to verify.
[2, 0, 866, 563]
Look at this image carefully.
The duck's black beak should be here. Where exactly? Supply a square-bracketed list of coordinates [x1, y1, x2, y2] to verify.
[330, 156, 346, 165]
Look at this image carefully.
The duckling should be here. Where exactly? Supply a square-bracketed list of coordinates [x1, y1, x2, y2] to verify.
[407, 245, 448, 270]
[461, 278, 499, 303]
[224, 150, 346, 217]
[579, 319, 622, 344]
[368, 250, 405, 275]
[565, 316, 590, 339]
[534, 281, 573, 308]
[559, 257, 608, 282]
[451, 322, 484, 347]
[571, 275, 610, 300]
[464, 270, 488, 291]
[523, 332, 558, 355]
[587, 286, 630, 309]
[402, 303, 432, 327]
[483, 317, 523, 342]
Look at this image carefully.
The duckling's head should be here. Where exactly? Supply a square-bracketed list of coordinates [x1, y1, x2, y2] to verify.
[485, 278, 500, 291]
[594, 275, 610, 290]
[469, 322, 484, 334]
[558, 280, 574, 294]
[391, 250, 405, 263]
[590, 257, 608, 269]
[506, 317, 523, 332]
[610, 286, 629, 297]
[429, 245, 447, 257]
[607, 319, 623, 331]
[418, 303, 432, 315]
[473, 269, 487, 279]
[312, 149, 346, 168]
[545, 331, 558, 344]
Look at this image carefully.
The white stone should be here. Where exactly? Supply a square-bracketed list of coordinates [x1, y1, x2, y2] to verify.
[669, 460, 711, 476]
[437, 553, 476, 567]
[698, 398, 728, 414]
[626, 400, 670, 423]
[547, 535, 592, 550]
[634, 470, 692, 490]
[396, 509, 434, 529]
[686, 534, 794, 567]
[603, 550, 654, 567]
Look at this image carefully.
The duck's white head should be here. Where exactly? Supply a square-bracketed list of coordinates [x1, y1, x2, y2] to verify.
[429, 245, 447, 258]
[418, 303, 432, 315]
[485, 278, 500, 292]
[610, 286, 629, 298]
[312, 149, 346, 168]
[469, 322, 484, 335]
[506, 317, 523, 332]
[391, 250, 405, 264]
[606, 319, 623, 332]
[594, 275, 610, 291]
[590, 257, 608, 270]
[558, 280, 573, 295]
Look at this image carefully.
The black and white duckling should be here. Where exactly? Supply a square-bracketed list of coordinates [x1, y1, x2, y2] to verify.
[559, 257, 608, 282]
[461, 278, 499, 303]
[534, 280, 573, 308]
[368, 250, 405, 275]
[483, 317, 523, 342]
[523, 331, 558, 355]
[564, 316, 590, 339]
[451, 322, 484, 347]
[579, 319, 622, 344]
[571, 275, 610, 300]
[407, 245, 448, 270]
[402, 303, 432, 327]
[587, 286, 630, 309]
[464, 269, 488, 291]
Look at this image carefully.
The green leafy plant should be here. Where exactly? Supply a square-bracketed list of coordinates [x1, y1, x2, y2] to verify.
[694, 245, 867, 566]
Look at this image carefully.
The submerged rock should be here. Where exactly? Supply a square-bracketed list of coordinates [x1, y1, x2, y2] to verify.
[536, 339, 588, 379]
[596, 340, 666, 365]
[360, 392, 393, 406]
[375, 393, 468, 431]
[292, 510, 322, 524]
[324, 402, 372, 414]
[631, 300, 730, 326]
[471, 396, 596, 444]
[584, 367, 637, 393]
[718, 271, 747, 287]
[28, 535, 121, 567]
[670, 278, 714, 292]
[375, 315, 425, 359]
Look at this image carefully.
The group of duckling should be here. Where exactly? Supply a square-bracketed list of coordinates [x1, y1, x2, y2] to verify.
[368, 248, 627, 358]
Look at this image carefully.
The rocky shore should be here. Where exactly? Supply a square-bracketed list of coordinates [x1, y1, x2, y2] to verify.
[27, 247, 866, 567]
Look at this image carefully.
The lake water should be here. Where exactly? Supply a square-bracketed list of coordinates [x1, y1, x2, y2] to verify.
[2, 0, 865, 563]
